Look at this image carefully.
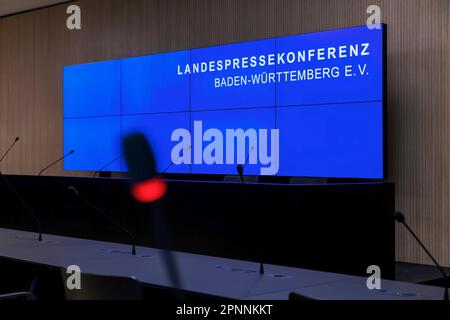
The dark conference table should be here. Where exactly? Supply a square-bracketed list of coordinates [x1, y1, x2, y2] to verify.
[0, 228, 445, 300]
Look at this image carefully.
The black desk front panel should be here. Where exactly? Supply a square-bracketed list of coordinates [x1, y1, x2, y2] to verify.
[0, 176, 395, 278]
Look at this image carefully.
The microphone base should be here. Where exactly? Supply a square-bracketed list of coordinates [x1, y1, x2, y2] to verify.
[99, 171, 112, 178]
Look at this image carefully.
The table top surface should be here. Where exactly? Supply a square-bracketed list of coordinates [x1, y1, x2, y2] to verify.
[0, 228, 445, 300]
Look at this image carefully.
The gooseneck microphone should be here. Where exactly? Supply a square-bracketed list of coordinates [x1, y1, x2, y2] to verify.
[0, 137, 19, 163]
[158, 145, 192, 178]
[259, 249, 265, 275]
[92, 154, 123, 178]
[67, 186, 137, 255]
[123, 133, 182, 290]
[38, 150, 75, 176]
[237, 165, 244, 184]
[394, 211, 449, 301]
[235, 152, 264, 275]
[0, 137, 43, 241]
[236, 146, 255, 184]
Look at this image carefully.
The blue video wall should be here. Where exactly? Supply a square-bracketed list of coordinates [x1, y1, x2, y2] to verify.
[64, 25, 384, 179]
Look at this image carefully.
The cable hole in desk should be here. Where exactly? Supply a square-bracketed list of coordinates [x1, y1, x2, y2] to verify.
[215, 265, 261, 275]
[99, 248, 152, 258]
[268, 274, 291, 279]
[12, 236, 59, 244]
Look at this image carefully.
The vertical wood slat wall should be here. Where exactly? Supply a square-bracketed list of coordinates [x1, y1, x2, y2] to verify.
[0, 0, 449, 267]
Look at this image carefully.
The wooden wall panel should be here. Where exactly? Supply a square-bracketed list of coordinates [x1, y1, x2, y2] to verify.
[0, 0, 449, 267]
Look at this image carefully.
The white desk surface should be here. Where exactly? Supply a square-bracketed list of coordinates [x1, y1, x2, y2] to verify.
[0, 228, 444, 300]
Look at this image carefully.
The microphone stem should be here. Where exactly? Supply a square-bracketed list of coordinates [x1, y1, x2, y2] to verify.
[147, 201, 182, 290]
[402, 221, 449, 300]
[0, 172, 43, 241]
[158, 146, 192, 177]
[403, 222, 447, 278]
[39, 151, 74, 176]
[93, 155, 123, 178]
[39, 157, 64, 176]
[259, 248, 265, 275]
[259, 262, 265, 275]
[0, 141, 18, 163]
[76, 191, 137, 255]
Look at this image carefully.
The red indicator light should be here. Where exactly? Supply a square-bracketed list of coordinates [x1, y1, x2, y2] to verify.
[131, 177, 167, 203]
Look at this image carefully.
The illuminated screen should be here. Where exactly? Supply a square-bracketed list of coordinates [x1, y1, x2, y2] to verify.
[64, 25, 385, 179]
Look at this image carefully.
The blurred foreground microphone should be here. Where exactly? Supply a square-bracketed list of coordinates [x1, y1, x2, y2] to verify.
[123, 133, 181, 290]
[394, 211, 449, 301]
[0, 137, 42, 241]
[123, 134, 167, 203]
[67, 186, 137, 255]
[38, 150, 75, 176]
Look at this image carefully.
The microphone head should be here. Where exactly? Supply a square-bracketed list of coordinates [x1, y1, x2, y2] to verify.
[237, 164, 244, 176]
[15, 137, 20, 142]
[393, 211, 405, 223]
[123, 133, 166, 203]
[70, 150, 75, 154]
[123, 133, 157, 183]
[67, 186, 79, 195]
